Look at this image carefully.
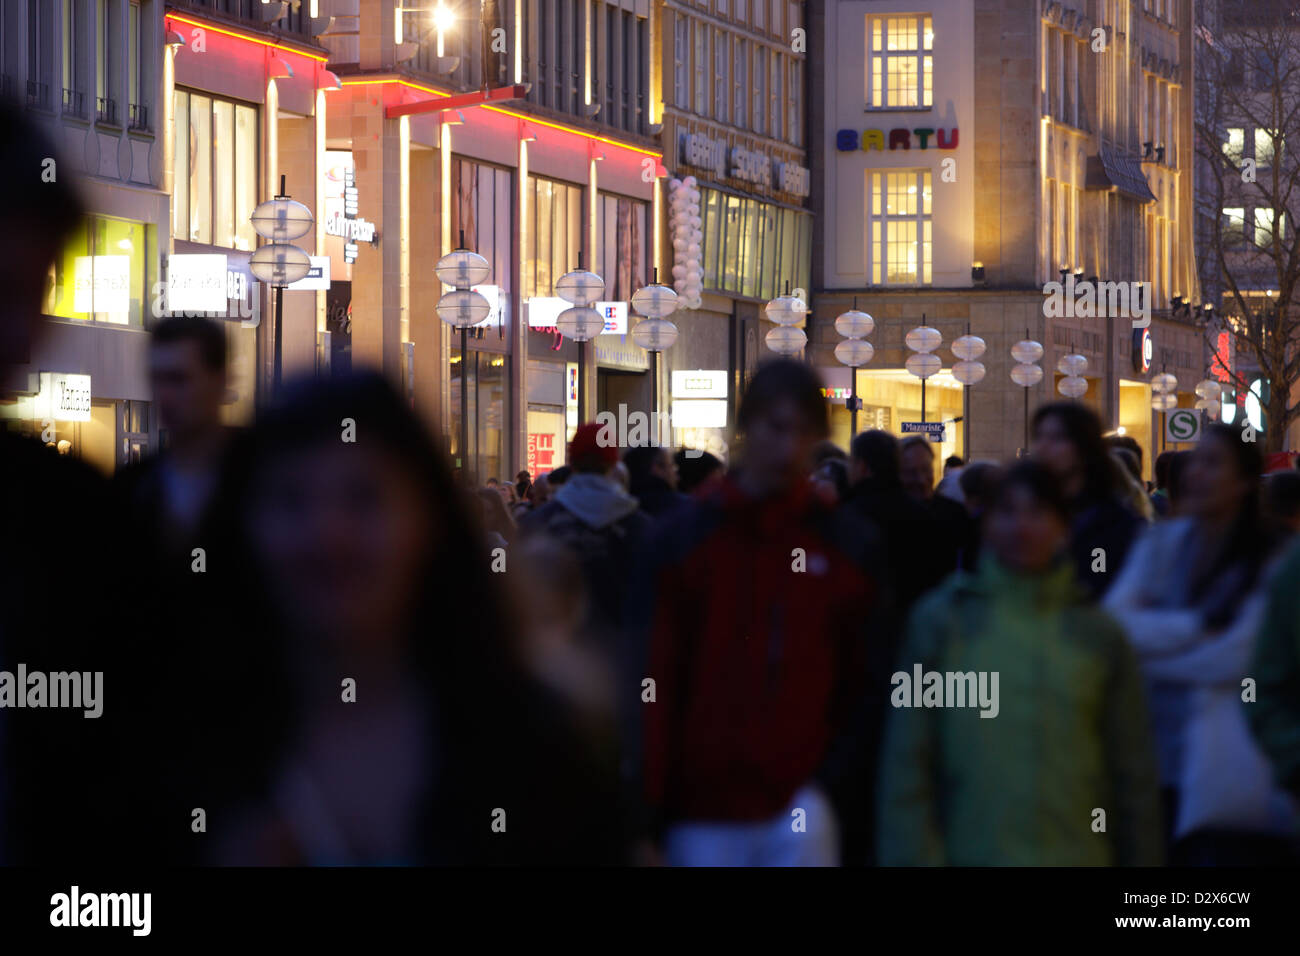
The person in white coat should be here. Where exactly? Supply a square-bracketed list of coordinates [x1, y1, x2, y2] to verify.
[1104, 423, 1298, 864]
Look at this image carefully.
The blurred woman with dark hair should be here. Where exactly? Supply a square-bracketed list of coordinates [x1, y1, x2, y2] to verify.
[1031, 401, 1144, 599]
[196, 373, 621, 865]
[1106, 423, 1297, 864]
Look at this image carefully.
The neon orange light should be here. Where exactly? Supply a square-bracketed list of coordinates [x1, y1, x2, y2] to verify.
[166, 13, 331, 63]
[338, 77, 661, 158]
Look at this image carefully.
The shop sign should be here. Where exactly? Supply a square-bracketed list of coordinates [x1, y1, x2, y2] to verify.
[901, 421, 946, 442]
[836, 128, 959, 151]
[671, 399, 728, 428]
[168, 254, 229, 312]
[37, 372, 92, 422]
[474, 284, 506, 329]
[288, 256, 332, 291]
[593, 335, 649, 371]
[527, 297, 569, 329]
[680, 132, 726, 177]
[730, 146, 772, 188]
[528, 432, 559, 474]
[324, 210, 377, 244]
[73, 256, 131, 314]
[775, 161, 811, 198]
[1132, 327, 1152, 373]
[671, 370, 727, 399]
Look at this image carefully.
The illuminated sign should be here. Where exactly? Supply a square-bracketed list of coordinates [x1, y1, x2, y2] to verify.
[835, 128, 959, 151]
[671, 370, 728, 399]
[730, 146, 772, 187]
[775, 161, 811, 197]
[679, 132, 726, 177]
[1132, 327, 1152, 373]
[473, 284, 505, 328]
[73, 256, 131, 314]
[671, 399, 728, 428]
[168, 254, 229, 312]
[287, 256, 332, 291]
[37, 372, 92, 422]
[527, 296, 570, 329]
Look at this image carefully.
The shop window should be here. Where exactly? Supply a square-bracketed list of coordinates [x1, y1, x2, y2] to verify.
[596, 193, 648, 301]
[45, 214, 155, 325]
[702, 188, 722, 288]
[451, 158, 514, 328]
[524, 176, 582, 300]
[868, 170, 931, 285]
[721, 193, 742, 291]
[173, 89, 259, 250]
[449, 348, 509, 484]
[867, 14, 933, 109]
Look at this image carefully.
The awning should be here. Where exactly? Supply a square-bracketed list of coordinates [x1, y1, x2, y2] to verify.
[1085, 146, 1157, 202]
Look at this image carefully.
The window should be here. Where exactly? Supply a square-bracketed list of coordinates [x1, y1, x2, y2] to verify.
[1223, 128, 1244, 165]
[753, 46, 766, 135]
[735, 0, 746, 24]
[754, 0, 764, 31]
[721, 193, 741, 289]
[595, 193, 648, 301]
[96, 0, 114, 122]
[128, 1, 143, 126]
[1255, 128, 1278, 167]
[733, 38, 747, 127]
[523, 176, 582, 300]
[1222, 207, 1245, 245]
[172, 90, 259, 250]
[867, 14, 932, 109]
[713, 29, 728, 123]
[788, 60, 800, 146]
[703, 187, 721, 287]
[771, 53, 782, 141]
[451, 159, 513, 301]
[674, 14, 689, 107]
[693, 20, 707, 115]
[868, 170, 932, 285]
[62, 0, 84, 116]
[772, 0, 781, 35]
[1254, 209, 1284, 248]
[45, 214, 156, 326]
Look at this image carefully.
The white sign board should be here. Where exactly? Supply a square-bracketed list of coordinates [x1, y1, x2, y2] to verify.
[671, 369, 728, 399]
[672, 399, 728, 428]
[168, 254, 229, 312]
[472, 284, 505, 328]
[73, 256, 131, 314]
[288, 256, 332, 291]
[527, 296, 570, 329]
[1165, 408, 1202, 443]
[38, 372, 92, 422]
[596, 301, 627, 335]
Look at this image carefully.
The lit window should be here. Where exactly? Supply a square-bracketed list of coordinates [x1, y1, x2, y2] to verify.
[1222, 207, 1245, 245]
[1254, 208, 1285, 247]
[1255, 128, 1279, 167]
[1223, 128, 1244, 164]
[868, 170, 932, 284]
[867, 15, 932, 109]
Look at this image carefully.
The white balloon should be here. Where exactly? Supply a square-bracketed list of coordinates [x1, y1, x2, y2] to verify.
[672, 238, 686, 251]
[687, 243, 700, 256]
[669, 178, 682, 190]
[671, 264, 686, 278]
[682, 175, 697, 187]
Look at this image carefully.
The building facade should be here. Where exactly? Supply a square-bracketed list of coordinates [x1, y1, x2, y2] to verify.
[810, 0, 1204, 476]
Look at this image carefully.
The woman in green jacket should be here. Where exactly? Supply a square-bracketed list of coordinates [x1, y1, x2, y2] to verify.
[877, 461, 1163, 866]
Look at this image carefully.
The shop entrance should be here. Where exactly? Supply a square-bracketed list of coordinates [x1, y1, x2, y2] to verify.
[597, 368, 651, 441]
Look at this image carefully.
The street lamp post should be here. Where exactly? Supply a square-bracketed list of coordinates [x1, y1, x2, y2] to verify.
[1010, 331, 1044, 455]
[435, 233, 491, 479]
[554, 256, 606, 423]
[904, 319, 942, 422]
[248, 174, 313, 394]
[833, 300, 874, 438]
[1151, 370, 1179, 452]
[631, 268, 680, 441]
[950, 325, 987, 456]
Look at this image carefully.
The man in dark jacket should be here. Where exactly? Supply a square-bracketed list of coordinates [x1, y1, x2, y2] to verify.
[641, 361, 882, 866]
[623, 444, 688, 519]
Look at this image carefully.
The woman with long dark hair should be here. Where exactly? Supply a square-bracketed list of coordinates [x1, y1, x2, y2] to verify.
[1105, 423, 1297, 864]
[1030, 401, 1145, 598]
[196, 373, 622, 865]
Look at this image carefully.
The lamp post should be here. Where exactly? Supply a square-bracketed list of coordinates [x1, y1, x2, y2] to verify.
[1151, 370, 1178, 451]
[904, 319, 942, 422]
[554, 256, 606, 423]
[764, 282, 808, 356]
[435, 233, 491, 478]
[1010, 331, 1044, 455]
[1057, 350, 1089, 400]
[833, 300, 874, 437]
[950, 326, 986, 457]
[631, 268, 680, 442]
[248, 174, 313, 394]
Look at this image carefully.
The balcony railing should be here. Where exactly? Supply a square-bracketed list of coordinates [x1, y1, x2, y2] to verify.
[26, 79, 50, 110]
[96, 96, 118, 125]
[129, 102, 149, 130]
[62, 88, 86, 118]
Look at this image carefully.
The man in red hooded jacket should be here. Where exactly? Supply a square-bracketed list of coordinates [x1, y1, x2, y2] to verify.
[639, 360, 888, 866]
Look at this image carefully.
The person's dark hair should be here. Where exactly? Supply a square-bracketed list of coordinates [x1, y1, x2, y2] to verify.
[1166, 451, 1192, 507]
[1264, 472, 1300, 528]
[485, 477, 500, 487]
[736, 359, 829, 438]
[1154, 450, 1177, 490]
[814, 456, 850, 500]
[675, 450, 723, 495]
[1106, 434, 1143, 473]
[812, 440, 848, 466]
[516, 470, 530, 482]
[150, 315, 228, 372]
[850, 429, 901, 486]
[623, 444, 665, 484]
[991, 460, 1072, 523]
[479, 487, 517, 542]
[944, 455, 964, 470]
[899, 435, 935, 460]
[1112, 446, 1141, 483]
[205, 373, 536, 856]
[959, 461, 1004, 509]
[1031, 401, 1118, 502]
[546, 466, 572, 487]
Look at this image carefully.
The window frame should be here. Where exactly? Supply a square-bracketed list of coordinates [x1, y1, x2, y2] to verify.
[867, 169, 933, 286]
[866, 14, 933, 111]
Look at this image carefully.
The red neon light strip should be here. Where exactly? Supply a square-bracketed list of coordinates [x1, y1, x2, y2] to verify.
[385, 84, 528, 119]
[165, 12, 330, 63]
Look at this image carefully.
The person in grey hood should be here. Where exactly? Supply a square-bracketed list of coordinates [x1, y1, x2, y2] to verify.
[518, 422, 652, 647]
